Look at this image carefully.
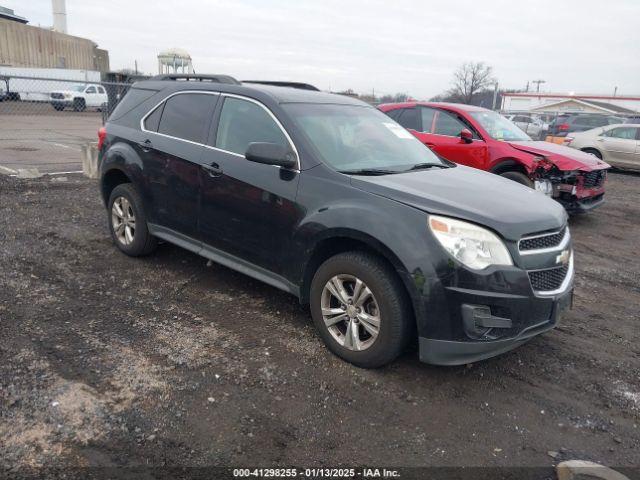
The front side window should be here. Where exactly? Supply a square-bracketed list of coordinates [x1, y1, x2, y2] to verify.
[283, 103, 446, 173]
[85, 86, 97, 94]
[470, 111, 531, 141]
[395, 108, 418, 131]
[434, 110, 469, 137]
[606, 127, 638, 140]
[215, 97, 289, 155]
[157, 93, 217, 143]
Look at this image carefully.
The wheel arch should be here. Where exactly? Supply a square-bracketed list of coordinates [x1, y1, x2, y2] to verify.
[490, 158, 532, 177]
[580, 147, 603, 159]
[299, 230, 418, 332]
[101, 167, 133, 206]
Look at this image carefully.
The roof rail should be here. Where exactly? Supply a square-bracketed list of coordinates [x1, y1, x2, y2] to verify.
[242, 81, 320, 91]
[150, 74, 241, 85]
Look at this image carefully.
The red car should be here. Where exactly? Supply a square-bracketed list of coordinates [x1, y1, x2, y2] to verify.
[378, 102, 610, 213]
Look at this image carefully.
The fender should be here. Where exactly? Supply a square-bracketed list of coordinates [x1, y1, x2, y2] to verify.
[100, 141, 148, 208]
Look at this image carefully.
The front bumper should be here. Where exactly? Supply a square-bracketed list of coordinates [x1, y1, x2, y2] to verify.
[419, 287, 572, 365]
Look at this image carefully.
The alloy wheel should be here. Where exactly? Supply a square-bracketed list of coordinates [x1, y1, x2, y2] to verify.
[320, 274, 380, 351]
[111, 196, 136, 245]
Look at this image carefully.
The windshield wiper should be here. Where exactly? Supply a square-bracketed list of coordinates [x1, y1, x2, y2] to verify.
[405, 163, 449, 171]
[337, 168, 400, 176]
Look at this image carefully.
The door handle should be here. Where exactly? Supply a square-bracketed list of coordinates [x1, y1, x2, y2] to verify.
[425, 142, 435, 148]
[139, 139, 154, 152]
[202, 162, 223, 177]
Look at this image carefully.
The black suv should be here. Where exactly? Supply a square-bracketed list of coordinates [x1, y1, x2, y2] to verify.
[549, 113, 622, 136]
[99, 74, 574, 368]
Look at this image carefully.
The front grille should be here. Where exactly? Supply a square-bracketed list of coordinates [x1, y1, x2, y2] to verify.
[528, 265, 569, 292]
[519, 227, 566, 252]
[582, 170, 606, 188]
[51, 93, 64, 99]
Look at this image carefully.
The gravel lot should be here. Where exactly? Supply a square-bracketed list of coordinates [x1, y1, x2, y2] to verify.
[0, 172, 639, 476]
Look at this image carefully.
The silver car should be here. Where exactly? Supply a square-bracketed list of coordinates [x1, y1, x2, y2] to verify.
[565, 124, 640, 171]
[505, 113, 547, 140]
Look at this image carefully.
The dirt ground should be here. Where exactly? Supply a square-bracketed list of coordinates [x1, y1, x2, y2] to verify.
[0, 172, 639, 477]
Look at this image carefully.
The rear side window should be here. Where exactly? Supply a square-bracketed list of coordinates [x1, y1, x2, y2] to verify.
[144, 104, 164, 132]
[215, 97, 289, 155]
[158, 93, 218, 143]
[606, 127, 638, 139]
[396, 108, 418, 130]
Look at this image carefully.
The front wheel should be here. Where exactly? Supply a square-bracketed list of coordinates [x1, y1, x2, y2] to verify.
[107, 183, 157, 256]
[310, 251, 412, 368]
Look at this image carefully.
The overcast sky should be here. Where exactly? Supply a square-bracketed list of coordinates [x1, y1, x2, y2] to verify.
[5, 0, 640, 99]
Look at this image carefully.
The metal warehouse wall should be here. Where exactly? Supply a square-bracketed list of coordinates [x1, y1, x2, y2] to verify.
[0, 18, 109, 72]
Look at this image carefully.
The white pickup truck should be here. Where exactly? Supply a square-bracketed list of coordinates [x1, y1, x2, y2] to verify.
[50, 84, 108, 112]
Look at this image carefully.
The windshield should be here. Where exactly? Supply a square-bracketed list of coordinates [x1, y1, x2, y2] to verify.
[283, 104, 446, 173]
[72, 85, 86, 92]
[470, 111, 531, 141]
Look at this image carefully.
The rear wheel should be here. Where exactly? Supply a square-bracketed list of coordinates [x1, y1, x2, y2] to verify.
[500, 170, 534, 188]
[310, 251, 411, 368]
[53, 104, 64, 111]
[582, 148, 603, 160]
[107, 183, 157, 256]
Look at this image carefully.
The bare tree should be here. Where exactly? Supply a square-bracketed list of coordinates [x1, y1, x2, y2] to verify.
[449, 62, 495, 104]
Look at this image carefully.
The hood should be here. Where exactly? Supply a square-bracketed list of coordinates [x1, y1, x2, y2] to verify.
[351, 165, 567, 241]
[508, 141, 610, 171]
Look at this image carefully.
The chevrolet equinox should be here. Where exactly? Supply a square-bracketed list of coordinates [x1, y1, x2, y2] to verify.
[98, 74, 574, 368]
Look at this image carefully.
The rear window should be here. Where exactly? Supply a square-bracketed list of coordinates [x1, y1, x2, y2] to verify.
[158, 93, 218, 143]
[108, 87, 158, 121]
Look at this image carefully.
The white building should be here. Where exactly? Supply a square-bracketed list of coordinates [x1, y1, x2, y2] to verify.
[501, 92, 640, 115]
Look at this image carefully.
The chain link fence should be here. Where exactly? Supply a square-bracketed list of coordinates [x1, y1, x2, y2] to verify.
[0, 75, 133, 175]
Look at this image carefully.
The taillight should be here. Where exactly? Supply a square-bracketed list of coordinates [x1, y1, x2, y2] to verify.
[558, 123, 569, 131]
[97, 127, 106, 151]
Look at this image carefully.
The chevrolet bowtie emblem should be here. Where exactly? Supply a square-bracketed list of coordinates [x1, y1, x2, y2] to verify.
[556, 250, 571, 265]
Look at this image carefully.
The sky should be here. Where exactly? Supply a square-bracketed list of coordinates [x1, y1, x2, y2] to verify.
[5, 0, 640, 99]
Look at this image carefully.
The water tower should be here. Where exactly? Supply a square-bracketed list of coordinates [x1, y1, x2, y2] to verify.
[157, 48, 194, 75]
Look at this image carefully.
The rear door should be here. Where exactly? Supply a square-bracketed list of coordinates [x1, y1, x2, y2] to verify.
[84, 86, 100, 107]
[139, 91, 219, 237]
[198, 95, 300, 275]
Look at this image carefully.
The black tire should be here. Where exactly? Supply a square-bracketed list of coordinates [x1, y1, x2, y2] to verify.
[500, 171, 534, 188]
[310, 251, 412, 368]
[107, 183, 157, 256]
[73, 98, 86, 112]
[582, 148, 603, 160]
[53, 104, 64, 111]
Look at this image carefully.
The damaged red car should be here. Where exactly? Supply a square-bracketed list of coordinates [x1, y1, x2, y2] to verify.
[378, 102, 610, 213]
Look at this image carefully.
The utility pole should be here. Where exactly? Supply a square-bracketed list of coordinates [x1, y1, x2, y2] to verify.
[532, 79, 546, 93]
[613, 86, 618, 97]
[525, 81, 530, 92]
[492, 82, 499, 111]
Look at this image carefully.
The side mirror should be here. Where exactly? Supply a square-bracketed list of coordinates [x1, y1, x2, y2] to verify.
[460, 129, 474, 144]
[245, 142, 297, 169]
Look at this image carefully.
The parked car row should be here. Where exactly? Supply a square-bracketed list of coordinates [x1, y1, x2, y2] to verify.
[378, 102, 610, 213]
[98, 75, 597, 369]
[548, 113, 623, 137]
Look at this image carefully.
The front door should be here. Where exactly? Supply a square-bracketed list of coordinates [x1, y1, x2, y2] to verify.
[198, 95, 300, 275]
[412, 107, 489, 169]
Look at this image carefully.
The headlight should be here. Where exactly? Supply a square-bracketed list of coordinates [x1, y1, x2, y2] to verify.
[64, 93, 72, 99]
[428, 215, 513, 270]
